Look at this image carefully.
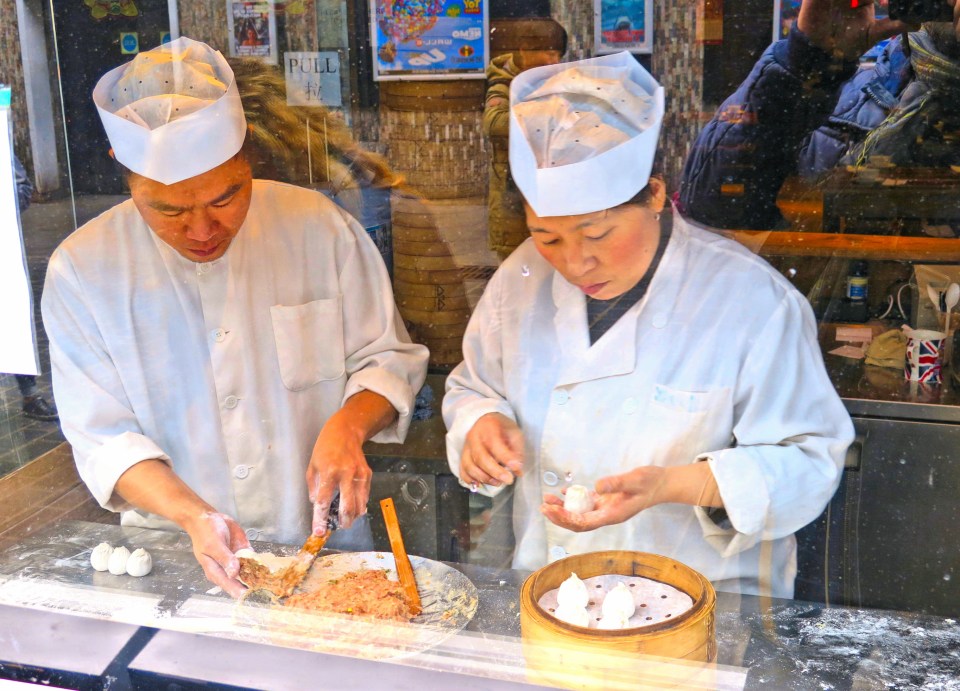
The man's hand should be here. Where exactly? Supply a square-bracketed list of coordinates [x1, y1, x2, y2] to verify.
[306, 390, 398, 535]
[798, 0, 912, 60]
[460, 413, 525, 489]
[307, 411, 372, 534]
[541, 467, 667, 532]
[182, 511, 251, 598]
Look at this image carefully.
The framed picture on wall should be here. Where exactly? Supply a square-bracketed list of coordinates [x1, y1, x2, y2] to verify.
[773, 0, 800, 42]
[227, 0, 278, 64]
[370, 0, 489, 81]
[595, 0, 653, 54]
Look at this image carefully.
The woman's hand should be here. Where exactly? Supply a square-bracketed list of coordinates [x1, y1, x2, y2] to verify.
[182, 511, 251, 598]
[307, 411, 372, 534]
[541, 467, 667, 532]
[797, 0, 911, 60]
[460, 413, 525, 488]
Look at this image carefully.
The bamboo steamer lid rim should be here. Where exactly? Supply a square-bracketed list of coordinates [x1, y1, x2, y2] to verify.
[520, 550, 716, 639]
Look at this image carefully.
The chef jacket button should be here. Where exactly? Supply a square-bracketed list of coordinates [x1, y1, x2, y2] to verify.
[553, 390, 569, 405]
[622, 397, 638, 415]
[197, 263, 209, 275]
[223, 395, 239, 409]
[652, 314, 667, 329]
[245, 528, 260, 540]
[234, 465, 250, 479]
[542, 470, 559, 486]
[548, 545, 566, 562]
[212, 328, 226, 343]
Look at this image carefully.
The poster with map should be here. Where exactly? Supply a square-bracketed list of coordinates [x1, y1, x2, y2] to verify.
[370, 0, 488, 80]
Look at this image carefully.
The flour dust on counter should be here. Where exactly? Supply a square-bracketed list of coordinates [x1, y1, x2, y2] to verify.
[718, 604, 960, 689]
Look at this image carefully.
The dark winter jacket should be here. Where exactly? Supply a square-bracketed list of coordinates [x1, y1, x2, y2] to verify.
[679, 26, 914, 230]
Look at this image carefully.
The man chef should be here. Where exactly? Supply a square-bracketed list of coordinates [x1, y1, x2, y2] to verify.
[443, 52, 854, 597]
[41, 38, 427, 597]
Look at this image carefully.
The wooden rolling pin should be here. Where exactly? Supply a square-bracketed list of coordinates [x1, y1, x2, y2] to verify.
[379, 497, 422, 615]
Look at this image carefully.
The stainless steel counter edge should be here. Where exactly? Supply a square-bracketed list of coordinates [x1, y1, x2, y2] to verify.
[0, 603, 142, 685]
[842, 395, 960, 423]
[127, 629, 552, 691]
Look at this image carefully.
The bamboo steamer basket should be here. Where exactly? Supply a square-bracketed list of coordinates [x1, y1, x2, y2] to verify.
[394, 240, 457, 257]
[520, 551, 717, 690]
[392, 280, 466, 299]
[380, 79, 485, 112]
[396, 293, 470, 312]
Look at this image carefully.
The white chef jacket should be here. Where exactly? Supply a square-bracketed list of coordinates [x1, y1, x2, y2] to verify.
[42, 180, 428, 544]
[444, 212, 853, 598]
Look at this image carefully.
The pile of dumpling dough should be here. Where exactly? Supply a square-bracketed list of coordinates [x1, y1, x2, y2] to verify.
[90, 543, 153, 577]
[554, 573, 636, 630]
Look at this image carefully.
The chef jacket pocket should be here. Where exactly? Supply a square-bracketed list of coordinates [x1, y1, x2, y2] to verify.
[271, 297, 345, 391]
[643, 385, 732, 463]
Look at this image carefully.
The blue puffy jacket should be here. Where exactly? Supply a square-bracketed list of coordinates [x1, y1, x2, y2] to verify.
[679, 26, 912, 230]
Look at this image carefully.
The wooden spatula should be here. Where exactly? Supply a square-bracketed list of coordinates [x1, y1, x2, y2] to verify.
[239, 494, 340, 599]
[380, 497, 422, 615]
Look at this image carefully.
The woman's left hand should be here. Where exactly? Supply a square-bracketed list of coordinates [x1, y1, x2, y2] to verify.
[540, 466, 667, 532]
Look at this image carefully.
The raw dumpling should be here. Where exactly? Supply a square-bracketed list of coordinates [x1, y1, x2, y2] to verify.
[108, 546, 131, 575]
[557, 572, 589, 610]
[601, 581, 636, 619]
[563, 485, 595, 514]
[554, 604, 591, 628]
[126, 548, 153, 577]
[90, 542, 113, 572]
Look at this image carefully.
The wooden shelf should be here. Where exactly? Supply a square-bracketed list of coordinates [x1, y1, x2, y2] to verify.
[724, 231, 960, 262]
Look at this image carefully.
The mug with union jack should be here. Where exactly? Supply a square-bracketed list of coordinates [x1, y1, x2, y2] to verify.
[903, 327, 946, 383]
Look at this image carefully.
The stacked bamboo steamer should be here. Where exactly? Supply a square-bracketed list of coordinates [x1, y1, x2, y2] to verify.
[486, 18, 568, 261]
[520, 551, 717, 690]
[381, 79, 489, 367]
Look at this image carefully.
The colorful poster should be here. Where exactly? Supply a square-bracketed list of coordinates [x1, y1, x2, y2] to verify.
[228, 1, 278, 64]
[370, 0, 488, 80]
[595, 0, 653, 54]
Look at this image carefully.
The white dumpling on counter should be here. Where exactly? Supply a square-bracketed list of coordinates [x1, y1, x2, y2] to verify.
[108, 546, 131, 575]
[557, 572, 589, 610]
[601, 581, 636, 620]
[563, 485, 595, 514]
[554, 604, 591, 628]
[126, 548, 153, 577]
[90, 542, 113, 572]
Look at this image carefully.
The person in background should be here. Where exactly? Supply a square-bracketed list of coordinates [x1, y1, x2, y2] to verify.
[42, 38, 427, 597]
[10, 154, 58, 421]
[678, 0, 959, 231]
[443, 52, 854, 597]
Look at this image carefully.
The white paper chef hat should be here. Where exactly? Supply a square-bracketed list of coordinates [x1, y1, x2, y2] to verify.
[509, 51, 665, 217]
[93, 37, 247, 185]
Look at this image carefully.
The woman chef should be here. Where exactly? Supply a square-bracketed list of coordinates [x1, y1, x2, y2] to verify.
[443, 52, 854, 598]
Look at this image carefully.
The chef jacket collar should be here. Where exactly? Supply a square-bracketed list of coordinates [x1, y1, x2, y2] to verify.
[551, 208, 688, 387]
